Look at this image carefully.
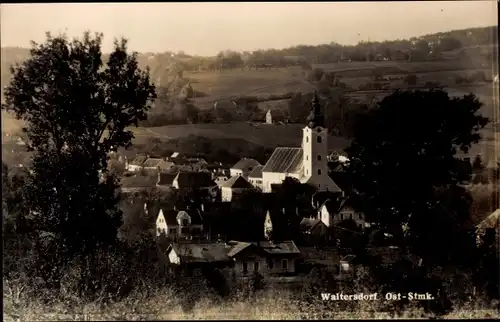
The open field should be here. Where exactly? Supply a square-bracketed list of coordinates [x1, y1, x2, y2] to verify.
[131, 122, 351, 151]
[130, 122, 499, 161]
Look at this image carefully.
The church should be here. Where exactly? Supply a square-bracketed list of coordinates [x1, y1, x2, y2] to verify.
[260, 92, 342, 193]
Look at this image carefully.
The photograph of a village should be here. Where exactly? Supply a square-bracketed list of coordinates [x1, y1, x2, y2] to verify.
[1, 2, 499, 320]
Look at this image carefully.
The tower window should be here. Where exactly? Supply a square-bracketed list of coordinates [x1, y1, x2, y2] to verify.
[306, 137, 309, 143]
[306, 155, 308, 161]
[317, 136, 322, 143]
[318, 169, 321, 175]
[317, 155, 321, 161]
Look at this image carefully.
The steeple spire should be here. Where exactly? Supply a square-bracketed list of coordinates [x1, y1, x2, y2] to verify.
[306, 90, 324, 128]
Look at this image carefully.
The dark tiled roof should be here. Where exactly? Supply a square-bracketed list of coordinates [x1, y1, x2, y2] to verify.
[157, 160, 175, 170]
[129, 155, 147, 166]
[300, 218, 322, 232]
[262, 147, 303, 174]
[227, 240, 300, 257]
[168, 243, 231, 264]
[220, 176, 254, 189]
[174, 171, 216, 189]
[121, 175, 157, 188]
[231, 158, 261, 171]
[158, 173, 176, 186]
[180, 209, 204, 225]
[320, 198, 343, 214]
[143, 158, 162, 168]
[248, 165, 263, 179]
[255, 240, 301, 256]
[158, 208, 179, 225]
[312, 191, 339, 208]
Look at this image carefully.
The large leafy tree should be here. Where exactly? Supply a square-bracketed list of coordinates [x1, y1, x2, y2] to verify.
[345, 89, 488, 264]
[2, 32, 156, 285]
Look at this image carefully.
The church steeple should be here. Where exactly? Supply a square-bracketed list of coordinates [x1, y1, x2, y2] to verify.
[306, 90, 324, 128]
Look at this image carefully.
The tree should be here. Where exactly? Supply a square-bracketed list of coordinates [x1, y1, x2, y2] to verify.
[404, 74, 418, 86]
[345, 89, 488, 265]
[472, 154, 484, 173]
[2, 32, 156, 290]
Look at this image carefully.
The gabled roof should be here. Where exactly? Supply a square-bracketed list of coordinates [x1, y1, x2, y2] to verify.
[157, 160, 175, 170]
[255, 241, 301, 256]
[157, 207, 179, 225]
[129, 155, 148, 166]
[319, 198, 343, 214]
[476, 209, 500, 230]
[262, 147, 303, 174]
[143, 158, 163, 168]
[174, 171, 216, 189]
[179, 209, 204, 225]
[300, 218, 323, 232]
[157, 173, 176, 186]
[231, 158, 261, 171]
[227, 240, 300, 257]
[220, 176, 254, 189]
[167, 243, 231, 264]
[248, 165, 264, 179]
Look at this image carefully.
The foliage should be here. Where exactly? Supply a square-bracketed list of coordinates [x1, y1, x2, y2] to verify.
[345, 89, 488, 265]
[1, 31, 156, 296]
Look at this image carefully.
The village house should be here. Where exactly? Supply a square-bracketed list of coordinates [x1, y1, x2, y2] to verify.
[220, 175, 255, 202]
[248, 165, 264, 190]
[300, 217, 330, 244]
[215, 175, 230, 187]
[165, 242, 233, 270]
[318, 198, 366, 230]
[230, 158, 262, 178]
[227, 240, 301, 276]
[156, 172, 177, 189]
[163, 171, 218, 196]
[260, 92, 343, 193]
[155, 205, 204, 239]
[125, 155, 148, 172]
[142, 157, 175, 173]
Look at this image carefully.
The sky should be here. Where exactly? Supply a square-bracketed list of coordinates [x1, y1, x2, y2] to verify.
[1, 2, 497, 56]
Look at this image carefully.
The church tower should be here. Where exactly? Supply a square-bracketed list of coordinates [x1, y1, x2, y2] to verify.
[302, 91, 330, 190]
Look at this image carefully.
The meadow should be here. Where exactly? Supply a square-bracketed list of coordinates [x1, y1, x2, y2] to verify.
[4, 285, 498, 321]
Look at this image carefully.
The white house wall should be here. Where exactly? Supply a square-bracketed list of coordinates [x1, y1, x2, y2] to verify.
[262, 172, 301, 193]
[168, 249, 181, 265]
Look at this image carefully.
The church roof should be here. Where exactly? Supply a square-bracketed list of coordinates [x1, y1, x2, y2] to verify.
[262, 147, 303, 174]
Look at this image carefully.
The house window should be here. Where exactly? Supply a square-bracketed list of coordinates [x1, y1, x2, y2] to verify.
[317, 136, 322, 143]
[267, 259, 274, 269]
[317, 169, 321, 175]
[349, 213, 352, 220]
[249, 167, 253, 171]
[182, 219, 189, 226]
[359, 224, 363, 229]
[282, 259, 288, 270]
[169, 228, 176, 234]
[254, 261, 260, 272]
[181, 227, 189, 234]
[340, 214, 344, 220]
[242, 261, 248, 273]
[317, 155, 321, 161]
